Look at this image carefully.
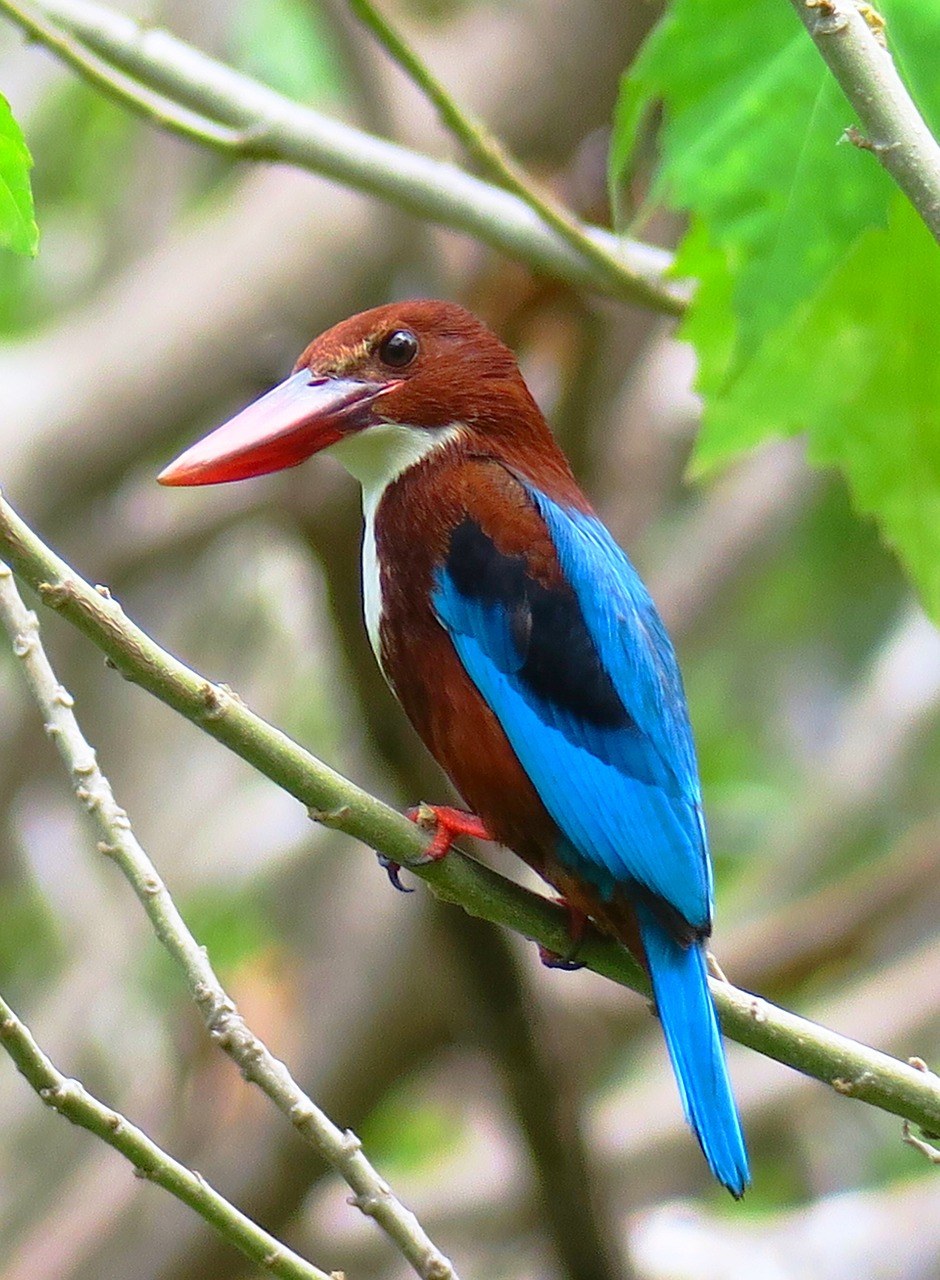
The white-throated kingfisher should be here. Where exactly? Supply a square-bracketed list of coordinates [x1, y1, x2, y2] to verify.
[159, 300, 749, 1196]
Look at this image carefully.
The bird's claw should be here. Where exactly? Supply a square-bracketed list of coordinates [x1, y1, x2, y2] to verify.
[537, 944, 586, 971]
[376, 852, 414, 893]
[374, 802, 490, 893]
[537, 897, 589, 970]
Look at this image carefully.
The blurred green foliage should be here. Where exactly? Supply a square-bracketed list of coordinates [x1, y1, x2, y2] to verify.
[360, 1077, 465, 1175]
[0, 879, 63, 991]
[180, 884, 276, 977]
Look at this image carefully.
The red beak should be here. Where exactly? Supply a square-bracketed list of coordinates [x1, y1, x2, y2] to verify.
[157, 371, 400, 486]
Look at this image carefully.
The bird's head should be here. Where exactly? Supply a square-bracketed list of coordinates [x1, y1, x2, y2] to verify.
[158, 300, 563, 491]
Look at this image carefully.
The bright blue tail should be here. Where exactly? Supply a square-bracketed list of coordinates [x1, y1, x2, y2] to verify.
[637, 906, 749, 1197]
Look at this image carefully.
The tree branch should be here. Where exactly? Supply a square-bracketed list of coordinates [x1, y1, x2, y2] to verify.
[789, 0, 940, 243]
[0, 0, 686, 313]
[0, 559, 459, 1280]
[346, 0, 649, 305]
[0, 993, 335, 1280]
[2, 493, 939, 1141]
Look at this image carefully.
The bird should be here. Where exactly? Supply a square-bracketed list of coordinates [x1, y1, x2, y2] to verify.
[158, 299, 750, 1196]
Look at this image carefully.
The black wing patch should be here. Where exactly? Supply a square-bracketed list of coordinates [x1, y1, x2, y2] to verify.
[445, 517, 632, 730]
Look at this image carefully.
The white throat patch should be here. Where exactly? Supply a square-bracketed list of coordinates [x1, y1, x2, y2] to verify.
[329, 422, 463, 666]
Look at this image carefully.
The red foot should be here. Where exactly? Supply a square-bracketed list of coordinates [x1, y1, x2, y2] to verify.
[406, 804, 492, 861]
[537, 897, 588, 971]
[377, 805, 493, 893]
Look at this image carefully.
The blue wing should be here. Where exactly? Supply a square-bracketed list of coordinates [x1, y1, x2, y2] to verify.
[431, 486, 711, 931]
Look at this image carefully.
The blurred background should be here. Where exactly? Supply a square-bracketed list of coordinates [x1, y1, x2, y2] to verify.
[0, 1, 938, 1278]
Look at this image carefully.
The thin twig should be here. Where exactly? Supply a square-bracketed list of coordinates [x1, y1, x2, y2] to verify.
[346, 0, 667, 309]
[0, 0, 685, 313]
[0, 562, 459, 1280]
[790, 0, 940, 243]
[0, 0, 251, 148]
[2, 494, 940, 1140]
[0, 992, 335, 1280]
[902, 1121, 940, 1165]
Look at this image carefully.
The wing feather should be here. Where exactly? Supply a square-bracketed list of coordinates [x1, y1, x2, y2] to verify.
[432, 484, 712, 931]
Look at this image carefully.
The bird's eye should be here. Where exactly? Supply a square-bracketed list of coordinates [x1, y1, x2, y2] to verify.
[377, 328, 419, 369]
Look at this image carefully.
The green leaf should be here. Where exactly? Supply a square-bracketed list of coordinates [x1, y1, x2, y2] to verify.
[0, 93, 38, 256]
[612, 0, 940, 617]
[695, 197, 940, 616]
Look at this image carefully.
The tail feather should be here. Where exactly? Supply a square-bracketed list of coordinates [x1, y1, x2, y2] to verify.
[637, 906, 750, 1197]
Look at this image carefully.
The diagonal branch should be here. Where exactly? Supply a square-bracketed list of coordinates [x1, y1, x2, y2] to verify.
[0, 0, 686, 313]
[0, 992, 335, 1280]
[1, 490, 940, 1140]
[789, 0, 940, 243]
[0, 559, 459, 1280]
[346, 0, 645, 304]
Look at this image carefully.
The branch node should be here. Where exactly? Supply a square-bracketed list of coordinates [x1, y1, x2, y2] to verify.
[237, 1039, 265, 1071]
[290, 1101, 317, 1127]
[40, 1080, 76, 1108]
[232, 120, 278, 151]
[308, 804, 351, 826]
[94, 583, 113, 599]
[38, 580, 72, 609]
[12, 621, 38, 657]
[907, 1056, 939, 1083]
[340, 1128, 363, 1155]
[804, 0, 848, 34]
[74, 784, 96, 809]
[842, 124, 896, 156]
[200, 681, 239, 720]
[197, 986, 236, 1023]
[858, 2, 888, 45]
[831, 1070, 874, 1095]
[52, 684, 75, 708]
